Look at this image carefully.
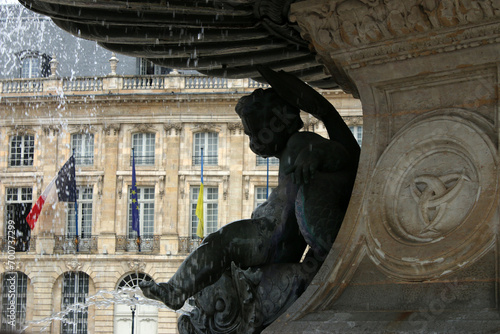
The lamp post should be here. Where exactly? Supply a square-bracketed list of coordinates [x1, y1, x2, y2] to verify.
[130, 304, 136, 334]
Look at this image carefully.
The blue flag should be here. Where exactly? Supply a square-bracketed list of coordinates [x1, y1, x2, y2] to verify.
[131, 149, 140, 238]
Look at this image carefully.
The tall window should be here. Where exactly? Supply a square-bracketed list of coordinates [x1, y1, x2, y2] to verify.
[138, 58, 170, 75]
[71, 134, 94, 166]
[349, 126, 363, 146]
[193, 132, 218, 165]
[256, 156, 279, 166]
[132, 133, 155, 166]
[114, 273, 157, 334]
[67, 187, 93, 239]
[5, 188, 32, 252]
[128, 187, 155, 238]
[1, 272, 27, 331]
[190, 186, 218, 238]
[9, 135, 34, 167]
[20, 55, 40, 78]
[255, 187, 273, 209]
[61, 272, 89, 334]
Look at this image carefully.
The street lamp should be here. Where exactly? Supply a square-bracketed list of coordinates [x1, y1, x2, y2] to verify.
[130, 304, 136, 334]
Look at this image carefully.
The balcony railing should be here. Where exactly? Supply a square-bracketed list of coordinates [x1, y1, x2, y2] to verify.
[185, 76, 228, 89]
[0, 236, 35, 253]
[0, 74, 277, 97]
[54, 235, 98, 254]
[178, 237, 202, 253]
[63, 77, 103, 91]
[2, 79, 44, 93]
[122, 76, 165, 90]
[75, 155, 94, 166]
[130, 154, 155, 166]
[115, 235, 160, 253]
[192, 155, 218, 166]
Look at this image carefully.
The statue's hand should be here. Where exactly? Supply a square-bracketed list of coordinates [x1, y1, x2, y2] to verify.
[256, 65, 332, 120]
[284, 148, 321, 184]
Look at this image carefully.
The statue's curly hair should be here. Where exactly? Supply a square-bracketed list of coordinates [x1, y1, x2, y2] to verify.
[235, 88, 303, 133]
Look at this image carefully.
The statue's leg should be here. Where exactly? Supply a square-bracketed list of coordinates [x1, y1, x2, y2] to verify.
[140, 217, 275, 310]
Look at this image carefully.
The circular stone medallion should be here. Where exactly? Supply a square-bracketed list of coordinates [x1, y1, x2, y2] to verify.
[367, 110, 497, 279]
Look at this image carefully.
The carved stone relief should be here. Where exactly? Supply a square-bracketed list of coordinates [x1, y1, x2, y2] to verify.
[366, 109, 497, 279]
[104, 123, 121, 136]
[164, 122, 182, 135]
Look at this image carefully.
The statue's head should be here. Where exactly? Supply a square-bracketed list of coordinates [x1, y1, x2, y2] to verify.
[235, 88, 303, 157]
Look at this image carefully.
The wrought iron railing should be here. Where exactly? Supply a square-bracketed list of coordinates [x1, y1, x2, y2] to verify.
[178, 237, 202, 253]
[54, 235, 98, 254]
[192, 154, 218, 166]
[0, 236, 35, 253]
[74, 155, 94, 166]
[115, 235, 160, 253]
[130, 154, 155, 166]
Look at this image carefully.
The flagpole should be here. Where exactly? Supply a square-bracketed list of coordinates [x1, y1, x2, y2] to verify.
[266, 158, 269, 199]
[73, 149, 79, 252]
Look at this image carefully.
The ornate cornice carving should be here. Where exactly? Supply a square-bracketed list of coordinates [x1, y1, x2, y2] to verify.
[291, 0, 500, 84]
[104, 123, 121, 136]
[70, 124, 94, 134]
[343, 116, 363, 126]
[193, 123, 220, 133]
[127, 260, 146, 272]
[66, 260, 82, 272]
[227, 122, 244, 135]
[164, 122, 182, 135]
[11, 125, 35, 135]
[133, 123, 156, 133]
[42, 125, 60, 136]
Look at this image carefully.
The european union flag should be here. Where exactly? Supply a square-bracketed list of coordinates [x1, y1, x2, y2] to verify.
[131, 149, 140, 238]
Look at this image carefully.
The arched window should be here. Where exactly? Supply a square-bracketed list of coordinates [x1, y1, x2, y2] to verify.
[114, 273, 157, 334]
[1, 272, 28, 331]
[61, 272, 89, 334]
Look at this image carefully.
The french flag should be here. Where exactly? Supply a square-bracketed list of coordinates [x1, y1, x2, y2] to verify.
[26, 156, 77, 229]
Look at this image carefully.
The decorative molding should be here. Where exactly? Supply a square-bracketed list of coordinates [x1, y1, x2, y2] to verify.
[158, 175, 165, 199]
[127, 260, 146, 272]
[244, 176, 250, 200]
[223, 175, 229, 200]
[133, 123, 156, 133]
[164, 122, 182, 135]
[343, 116, 363, 126]
[97, 175, 104, 199]
[36, 175, 44, 197]
[11, 125, 35, 135]
[66, 260, 82, 272]
[41, 125, 60, 136]
[104, 123, 121, 136]
[117, 176, 124, 199]
[180, 175, 186, 199]
[70, 124, 94, 134]
[193, 123, 220, 133]
[227, 122, 244, 135]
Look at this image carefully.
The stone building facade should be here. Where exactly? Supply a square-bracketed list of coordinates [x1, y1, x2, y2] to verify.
[0, 68, 362, 333]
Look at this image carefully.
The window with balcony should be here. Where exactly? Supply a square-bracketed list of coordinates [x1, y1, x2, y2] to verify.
[71, 133, 94, 166]
[349, 125, 363, 146]
[128, 187, 155, 239]
[5, 188, 32, 252]
[190, 186, 218, 238]
[67, 187, 93, 240]
[256, 156, 279, 166]
[254, 187, 274, 209]
[9, 135, 34, 167]
[132, 133, 155, 166]
[1, 272, 27, 331]
[61, 272, 89, 334]
[193, 132, 218, 166]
